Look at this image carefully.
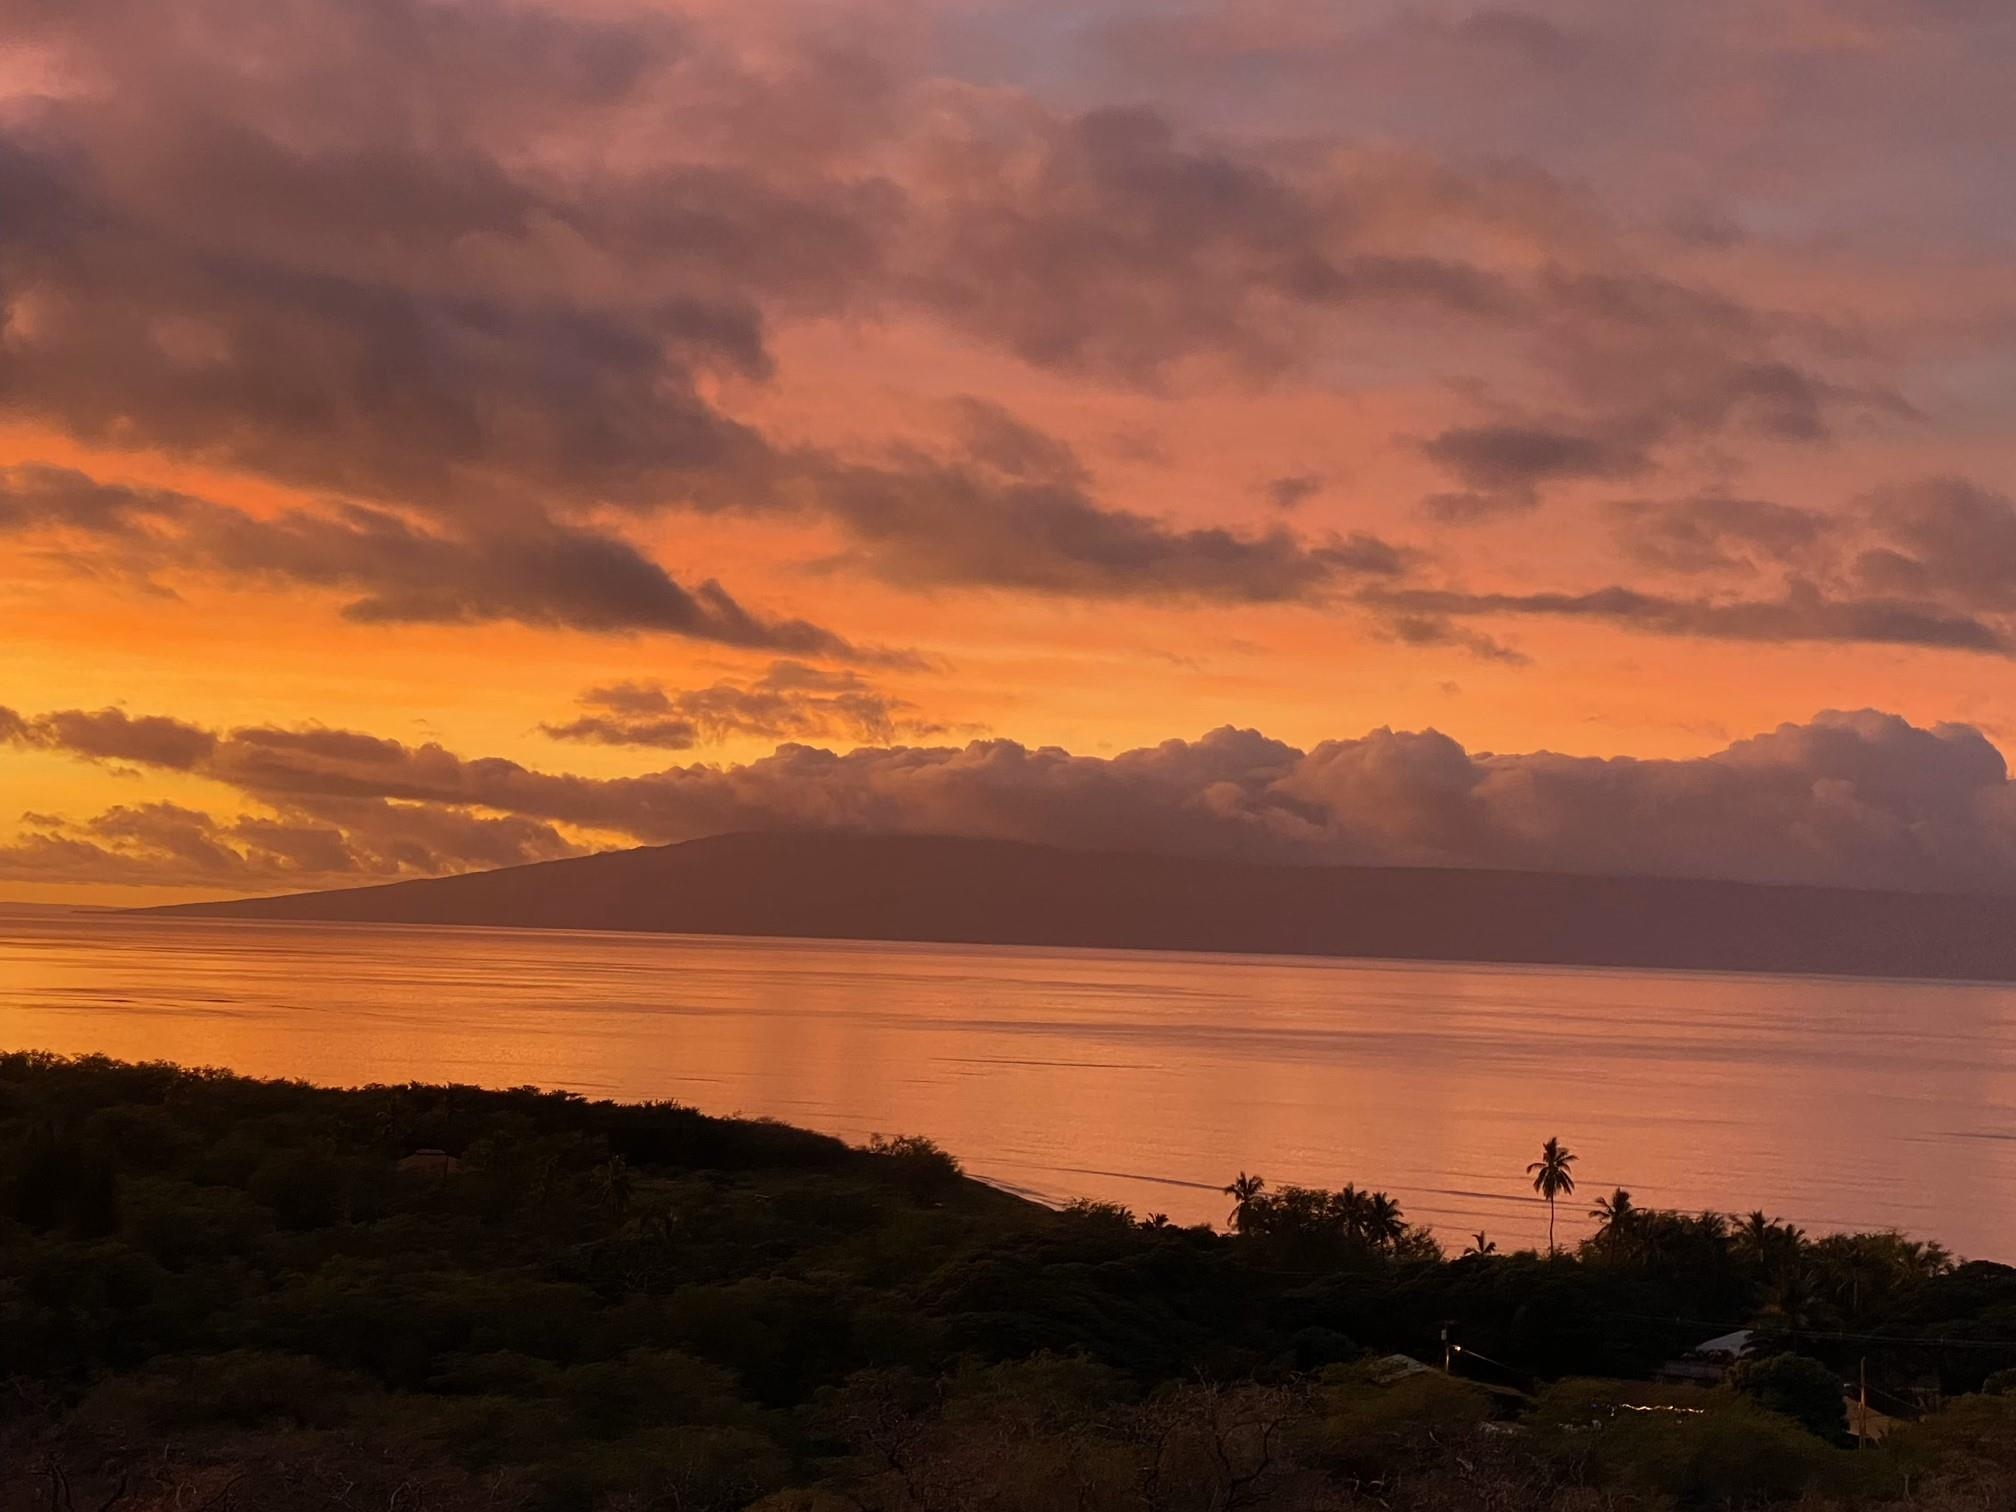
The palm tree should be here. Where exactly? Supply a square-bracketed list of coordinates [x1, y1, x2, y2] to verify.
[1589, 1187, 1634, 1230]
[1142, 1212, 1172, 1230]
[1366, 1191, 1407, 1249]
[1734, 1209, 1776, 1270]
[1331, 1183, 1370, 1243]
[1733, 1209, 1804, 1278]
[1588, 1187, 1637, 1255]
[1764, 1261, 1821, 1338]
[1527, 1137, 1577, 1254]
[1463, 1230, 1498, 1258]
[1223, 1172, 1265, 1232]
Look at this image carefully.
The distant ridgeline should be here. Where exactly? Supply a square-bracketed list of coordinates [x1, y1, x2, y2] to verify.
[3, 1052, 2015, 1509]
[149, 829, 2016, 982]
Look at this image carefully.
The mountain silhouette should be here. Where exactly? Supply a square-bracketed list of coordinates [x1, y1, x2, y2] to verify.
[139, 831, 2016, 981]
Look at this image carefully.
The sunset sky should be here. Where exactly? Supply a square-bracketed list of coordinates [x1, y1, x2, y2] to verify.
[6, 0, 2016, 903]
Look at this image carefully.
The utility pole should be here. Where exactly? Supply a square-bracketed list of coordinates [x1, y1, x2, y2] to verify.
[1442, 1324, 1452, 1374]
[1858, 1357, 1869, 1446]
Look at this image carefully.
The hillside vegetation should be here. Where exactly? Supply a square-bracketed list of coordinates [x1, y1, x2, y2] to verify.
[4, 1052, 2016, 1510]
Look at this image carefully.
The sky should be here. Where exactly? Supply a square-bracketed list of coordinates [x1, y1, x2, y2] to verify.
[4, 0, 2016, 903]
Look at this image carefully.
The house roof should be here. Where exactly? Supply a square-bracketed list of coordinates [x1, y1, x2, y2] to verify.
[1691, 1329, 1753, 1358]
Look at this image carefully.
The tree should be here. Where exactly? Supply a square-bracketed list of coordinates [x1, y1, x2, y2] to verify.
[1809, 1231, 1953, 1319]
[1365, 1191, 1406, 1249]
[1223, 1172, 1265, 1232]
[1526, 1138, 1577, 1254]
[1462, 1231, 1497, 1258]
[1762, 1262, 1823, 1338]
[592, 1155, 634, 1218]
[1734, 1209, 1805, 1278]
[1728, 1353, 1848, 1439]
[865, 1133, 963, 1200]
[1588, 1187, 1638, 1261]
[1332, 1183, 1369, 1242]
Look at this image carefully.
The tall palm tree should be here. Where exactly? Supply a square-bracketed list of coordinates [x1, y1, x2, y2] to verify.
[1223, 1172, 1265, 1232]
[1527, 1137, 1577, 1255]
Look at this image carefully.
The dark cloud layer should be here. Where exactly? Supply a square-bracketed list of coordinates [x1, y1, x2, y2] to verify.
[1423, 424, 1649, 493]
[1386, 476, 2016, 660]
[812, 454, 1404, 602]
[1367, 583, 2008, 655]
[1856, 477, 2016, 611]
[0, 465, 856, 652]
[909, 105, 1522, 379]
[11, 702, 2016, 896]
[0, 2, 1423, 623]
[0, 0, 1922, 634]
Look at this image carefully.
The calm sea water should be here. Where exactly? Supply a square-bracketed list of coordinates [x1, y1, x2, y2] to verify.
[4, 909, 2014, 1259]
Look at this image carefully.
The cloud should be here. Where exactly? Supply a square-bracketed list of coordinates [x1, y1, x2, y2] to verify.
[543, 662, 945, 749]
[0, 0, 2003, 682]
[1609, 495, 1830, 573]
[0, 799, 575, 891]
[1415, 415, 1657, 521]
[10, 706, 220, 769]
[0, 464, 187, 536]
[812, 450, 1404, 601]
[1422, 423, 1650, 494]
[781, 404, 1404, 602]
[7, 0, 1817, 495]
[14, 700, 2016, 894]
[1374, 614, 1529, 666]
[195, 505, 853, 651]
[903, 94, 1864, 470]
[1410, 266, 1903, 511]
[0, 0, 900, 516]
[0, 465, 862, 653]
[1854, 476, 2016, 611]
[1375, 474, 2016, 658]
[1264, 474, 1325, 511]
[1361, 582, 2009, 654]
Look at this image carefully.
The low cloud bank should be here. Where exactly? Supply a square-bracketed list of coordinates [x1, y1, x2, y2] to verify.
[6, 705, 2016, 895]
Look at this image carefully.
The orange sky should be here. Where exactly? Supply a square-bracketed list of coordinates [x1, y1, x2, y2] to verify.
[5, 0, 2016, 904]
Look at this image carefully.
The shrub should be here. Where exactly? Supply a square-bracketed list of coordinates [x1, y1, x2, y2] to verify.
[1728, 1352, 1848, 1439]
[1303, 1366, 1493, 1483]
[1605, 1397, 1843, 1504]
[864, 1134, 963, 1201]
[77, 1350, 369, 1433]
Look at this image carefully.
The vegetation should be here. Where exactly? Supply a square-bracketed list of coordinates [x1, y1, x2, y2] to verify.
[4, 1052, 2016, 1510]
[1528, 1136, 1577, 1255]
